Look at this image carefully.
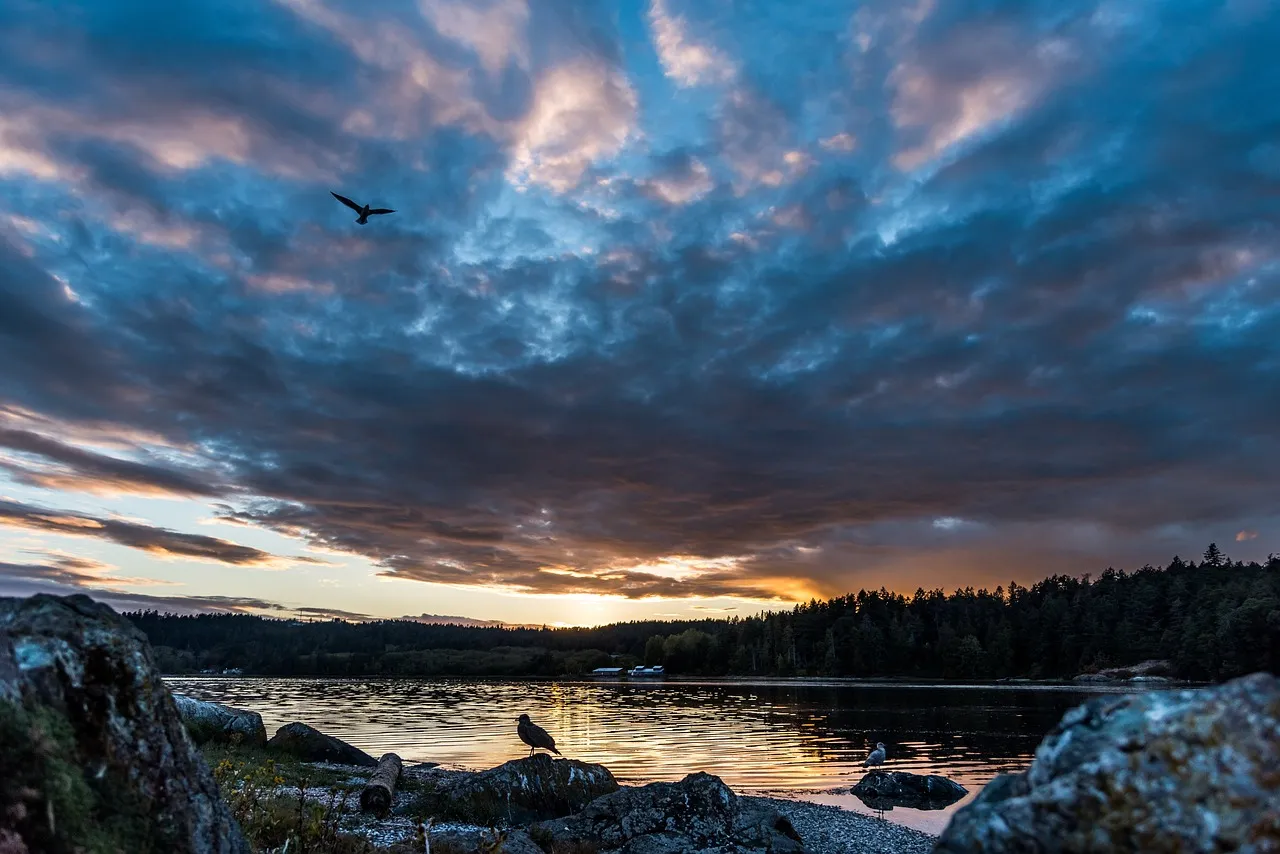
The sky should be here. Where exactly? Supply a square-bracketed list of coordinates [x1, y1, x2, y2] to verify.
[0, 0, 1278, 627]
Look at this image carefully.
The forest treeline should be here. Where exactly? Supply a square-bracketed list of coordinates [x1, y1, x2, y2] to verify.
[127, 545, 1280, 682]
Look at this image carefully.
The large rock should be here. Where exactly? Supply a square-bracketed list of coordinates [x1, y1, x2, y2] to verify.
[408, 754, 618, 825]
[935, 672, 1280, 853]
[0, 594, 250, 854]
[530, 772, 806, 854]
[266, 721, 378, 766]
[172, 695, 267, 747]
[850, 770, 967, 811]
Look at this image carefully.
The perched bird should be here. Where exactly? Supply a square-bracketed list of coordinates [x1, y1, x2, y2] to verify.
[330, 191, 395, 225]
[863, 742, 887, 767]
[517, 714, 561, 757]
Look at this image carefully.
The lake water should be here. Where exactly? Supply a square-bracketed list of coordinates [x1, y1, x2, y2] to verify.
[166, 677, 1161, 835]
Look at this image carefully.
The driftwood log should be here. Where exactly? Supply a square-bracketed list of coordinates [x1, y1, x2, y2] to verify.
[360, 753, 403, 815]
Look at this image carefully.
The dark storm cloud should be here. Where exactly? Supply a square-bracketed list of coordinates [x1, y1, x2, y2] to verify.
[0, 499, 294, 566]
[0, 555, 133, 588]
[0, 0, 1278, 602]
[0, 428, 223, 496]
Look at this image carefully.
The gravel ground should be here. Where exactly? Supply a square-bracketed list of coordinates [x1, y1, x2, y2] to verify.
[750, 796, 937, 854]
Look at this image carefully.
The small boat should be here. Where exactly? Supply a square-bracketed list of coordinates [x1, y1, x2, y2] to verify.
[628, 665, 665, 679]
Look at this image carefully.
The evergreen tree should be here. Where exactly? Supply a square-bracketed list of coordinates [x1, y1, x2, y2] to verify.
[126, 546, 1280, 682]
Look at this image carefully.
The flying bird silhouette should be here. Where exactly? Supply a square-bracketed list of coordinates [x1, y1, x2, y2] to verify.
[517, 714, 561, 757]
[330, 191, 395, 225]
[863, 742, 887, 767]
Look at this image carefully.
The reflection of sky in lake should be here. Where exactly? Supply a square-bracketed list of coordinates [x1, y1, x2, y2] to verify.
[167, 678, 1162, 835]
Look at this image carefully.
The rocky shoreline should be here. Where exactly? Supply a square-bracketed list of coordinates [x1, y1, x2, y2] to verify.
[194, 746, 942, 854]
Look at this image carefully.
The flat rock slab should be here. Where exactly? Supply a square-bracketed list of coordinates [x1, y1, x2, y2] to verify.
[0, 593, 250, 854]
[267, 721, 378, 766]
[407, 753, 619, 825]
[850, 770, 967, 811]
[531, 771, 807, 854]
[935, 672, 1280, 853]
[173, 694, 267, 746]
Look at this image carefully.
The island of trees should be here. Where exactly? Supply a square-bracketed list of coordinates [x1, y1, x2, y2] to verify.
[127, 545, 1279, 682]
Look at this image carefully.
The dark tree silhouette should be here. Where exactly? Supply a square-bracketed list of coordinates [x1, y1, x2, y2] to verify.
[125, 546, 1280, 682]
[1203, 542, 1226, 567]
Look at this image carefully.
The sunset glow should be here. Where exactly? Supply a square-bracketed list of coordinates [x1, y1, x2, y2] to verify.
[1, 0, 1277, 626]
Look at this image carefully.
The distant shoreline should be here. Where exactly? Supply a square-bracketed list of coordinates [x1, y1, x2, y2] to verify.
[164, 673, 1203, 690]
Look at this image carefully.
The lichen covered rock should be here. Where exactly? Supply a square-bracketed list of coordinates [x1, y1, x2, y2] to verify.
[173, 695, 267, 747]
[0, 594, 250, 854]
[850, 770, 967, 811]
[530, 772, 806, 853]
[266, 721, 378, 766]
[408, 753, 619, 826]
[935, 672, 1280, 853]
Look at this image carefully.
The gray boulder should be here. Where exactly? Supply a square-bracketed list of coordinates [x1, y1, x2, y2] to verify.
[407, 753, 618, 825]
[266, 721, 378, 766]
[530, 772, 806, 854]
[850, 770, 967, 810]
[935, 672, 1280, 853]
[172, 695, 267, 746]
[0, 593, 250, 854]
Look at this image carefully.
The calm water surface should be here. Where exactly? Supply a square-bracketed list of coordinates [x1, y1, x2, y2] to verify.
[166, 677, 1159, 835]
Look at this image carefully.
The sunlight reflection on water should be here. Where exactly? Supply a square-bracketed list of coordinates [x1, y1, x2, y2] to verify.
[166, 677, 1158, 835]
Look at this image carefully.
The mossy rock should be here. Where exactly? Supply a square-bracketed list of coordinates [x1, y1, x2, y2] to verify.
[0, 699, 157, 852]
[0, 593, 251, 854]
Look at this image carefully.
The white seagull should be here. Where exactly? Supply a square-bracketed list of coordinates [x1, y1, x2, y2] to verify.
[331, 191, 395, 225]
[863, 742, 887, 767]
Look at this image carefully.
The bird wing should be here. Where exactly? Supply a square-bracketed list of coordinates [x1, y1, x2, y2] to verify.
[331, 191, 363, 212]
[368, 208, 395, 215]
[530, 723, 557, 750]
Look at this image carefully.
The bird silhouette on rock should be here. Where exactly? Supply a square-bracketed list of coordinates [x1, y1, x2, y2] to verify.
[331, 191, 395, 225]
[517, 714, 561, 757]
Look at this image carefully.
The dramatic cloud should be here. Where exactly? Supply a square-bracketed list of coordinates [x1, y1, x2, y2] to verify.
[0, 0, 1277, 616]
[0, 499, 300, 566]
[0, 428, 222, 496]
[0, 553, 166, 589]
[507, 60, 638, 192]
[647, 0, 736, 87]
[643, 150, 715, 205]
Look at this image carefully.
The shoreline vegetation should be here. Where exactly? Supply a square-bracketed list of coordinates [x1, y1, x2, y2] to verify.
[131, 546, 1278, 684]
